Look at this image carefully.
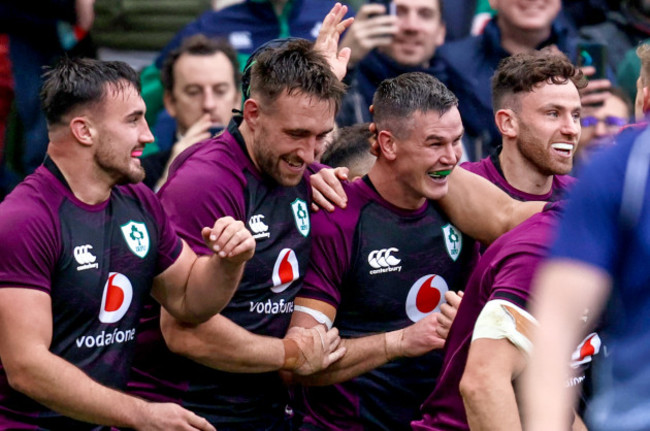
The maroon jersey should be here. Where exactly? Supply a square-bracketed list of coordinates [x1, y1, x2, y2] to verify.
[0, 159, 182, 430]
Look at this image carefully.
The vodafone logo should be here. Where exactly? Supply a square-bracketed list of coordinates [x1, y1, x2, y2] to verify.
[98, 272, 133, 324]
[570, 332, 602, 368]
[405, 274, 449, 322]
[271, 248, 299, 293]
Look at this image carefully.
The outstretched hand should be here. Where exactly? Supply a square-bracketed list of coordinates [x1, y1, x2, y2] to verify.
[202, 216, 255, 264]
[314, 2, 355, 81]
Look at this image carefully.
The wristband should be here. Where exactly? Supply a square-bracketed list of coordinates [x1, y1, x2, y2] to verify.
[282, 338, 306, 370]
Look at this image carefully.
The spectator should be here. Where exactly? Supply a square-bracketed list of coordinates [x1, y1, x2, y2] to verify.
[0, 57, 254, 430]
[336, 0, 446, 126]
[573, 87, 632, 173]
[582, 0, 650, 102]
[435, 0, 605, 160]
[140, 35, 241, 190]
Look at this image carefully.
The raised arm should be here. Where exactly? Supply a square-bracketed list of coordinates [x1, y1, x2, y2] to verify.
[439, 167, 545, 245]
[0, 288, 215, 431]
[152, 216, 255, 324]
[314, 2, 354, 81]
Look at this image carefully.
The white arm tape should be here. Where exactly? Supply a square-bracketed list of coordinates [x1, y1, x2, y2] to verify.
[472, 299, 538, 356]
[294, 305, 334, 330]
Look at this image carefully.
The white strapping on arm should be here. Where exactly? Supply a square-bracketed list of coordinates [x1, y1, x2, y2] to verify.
[294, 305, 334, 329]
[472, 299, 538, 356]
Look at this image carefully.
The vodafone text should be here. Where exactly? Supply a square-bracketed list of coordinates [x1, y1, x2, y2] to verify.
[249, 299, 294, 315]
[75, 327, 136, 348]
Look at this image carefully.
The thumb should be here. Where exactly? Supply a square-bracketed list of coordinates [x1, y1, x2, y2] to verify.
[339, 47, 352, 64]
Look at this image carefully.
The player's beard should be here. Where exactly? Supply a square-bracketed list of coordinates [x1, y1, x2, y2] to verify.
[516, 118, 572, 176]
[95, 138, 146, 185]
[251, 134, 303, 187]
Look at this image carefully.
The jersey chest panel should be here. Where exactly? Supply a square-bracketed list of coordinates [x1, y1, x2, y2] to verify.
[337, 201, 474, 336]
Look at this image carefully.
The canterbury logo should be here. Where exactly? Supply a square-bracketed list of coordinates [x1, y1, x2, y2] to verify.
[249, 214, 268, 233]
[74, 245, 96, 265]
[368, 248, 401, 269]
[74, 244, 98, 271]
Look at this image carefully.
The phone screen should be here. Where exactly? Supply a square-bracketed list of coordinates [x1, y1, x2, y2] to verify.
[577, 43, 607, 80]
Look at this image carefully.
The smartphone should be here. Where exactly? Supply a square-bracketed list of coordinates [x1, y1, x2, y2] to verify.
[576, 42, 607, 80]
[367, 0, 396, 17]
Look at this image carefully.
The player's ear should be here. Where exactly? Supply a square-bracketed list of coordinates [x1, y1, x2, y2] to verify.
[495, 108, 517, 138]
[376, 129, 397, 161]
[243, 98, 261, 130]
[69, 116, 94, 146]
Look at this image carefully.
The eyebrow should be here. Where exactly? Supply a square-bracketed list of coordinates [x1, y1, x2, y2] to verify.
[285, 127, 335, 136]
[425, 132, 464, 142]
[541, 103, 581, 111]
[126, 110, 145, 119]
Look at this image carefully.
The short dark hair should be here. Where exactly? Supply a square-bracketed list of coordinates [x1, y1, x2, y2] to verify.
[322, 123, 374, 172]
[161, 34, 241, 93]
[41, 57, 140, 126]
[372, 72, 458, 139]
[248, 38, 346, 113]
[491, 50, 588, 112]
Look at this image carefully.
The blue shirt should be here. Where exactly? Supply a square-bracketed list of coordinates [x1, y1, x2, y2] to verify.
[549, 124, 650, 431]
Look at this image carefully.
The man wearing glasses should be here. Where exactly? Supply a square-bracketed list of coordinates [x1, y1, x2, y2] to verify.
[462, 50, 586, 203]
[573, 88, 632, 173]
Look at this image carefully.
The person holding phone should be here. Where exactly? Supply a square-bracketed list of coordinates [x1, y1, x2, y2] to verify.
[433, 0, 611, 161]
[337, 0, 447, 126]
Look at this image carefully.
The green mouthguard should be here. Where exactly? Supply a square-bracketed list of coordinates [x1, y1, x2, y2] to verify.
[432, 169, 452, 177]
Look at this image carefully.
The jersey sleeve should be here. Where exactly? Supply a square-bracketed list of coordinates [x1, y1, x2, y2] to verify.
[299, 204, 355, 309]
[487, 245, 545, 310]
[158, 150, 246, 256]
[0, 194, 60, 293]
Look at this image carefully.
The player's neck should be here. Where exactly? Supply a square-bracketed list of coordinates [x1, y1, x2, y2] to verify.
[367, 164, 426, 211]
[48, 151, 113, 205]
[238, 121, 264, 176]
[499, 145, 553, 196]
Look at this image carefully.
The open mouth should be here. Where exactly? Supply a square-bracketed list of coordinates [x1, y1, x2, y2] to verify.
[428, 169, 452, 179]
[551, 143, 574, 157]
[282, 156, 304, 169]
[131, 149, 143, 158]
